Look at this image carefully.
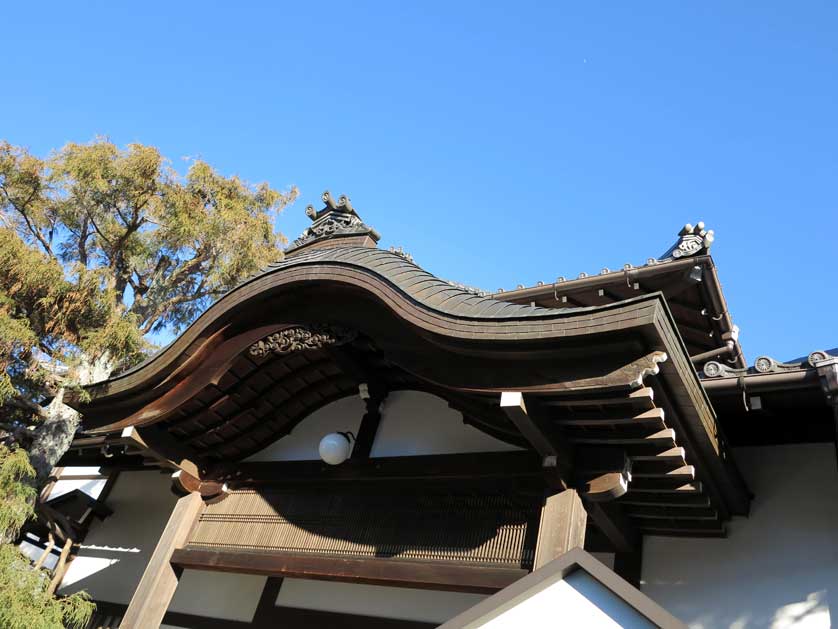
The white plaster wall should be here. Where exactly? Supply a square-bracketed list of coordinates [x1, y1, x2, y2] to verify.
[467, 570, 655, 629]
[167, 570, 266, 622]
[369, 391, 522, 457]
[247, 394, 366, 461]
[275, 578, 486, 623]
[48, 466, 107, 500]
[59, 471, 178, 602]
[248, 390, 521, 462]
[19, 467, 111, 568]
[242, 390, 519, 623]
[62, 391, 521, 622]
[642, 443, 838, 629]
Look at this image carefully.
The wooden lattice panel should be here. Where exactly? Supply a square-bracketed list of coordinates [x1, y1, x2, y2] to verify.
[187, 487, 540, 569]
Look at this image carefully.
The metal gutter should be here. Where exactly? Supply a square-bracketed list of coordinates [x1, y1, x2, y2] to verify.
[701, 370, 820, 393]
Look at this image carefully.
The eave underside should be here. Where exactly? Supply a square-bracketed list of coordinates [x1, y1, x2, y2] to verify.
[64, 247, 751, 548]
[493, 256, 745, 370]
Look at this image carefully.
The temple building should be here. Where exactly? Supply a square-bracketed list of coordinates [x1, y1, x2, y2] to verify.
[22, 193, 838, 628]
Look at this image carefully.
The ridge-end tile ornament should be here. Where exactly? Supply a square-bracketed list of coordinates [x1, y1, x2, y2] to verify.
[659, 222, 715, 260]
[703, 350, 838, 379]
[249, 324, 358, 358]
[287, 190, 381, 253]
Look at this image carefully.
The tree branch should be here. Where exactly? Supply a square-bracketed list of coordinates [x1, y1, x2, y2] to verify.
[0, 183, 55, 258]
[3, 395, 49, 420]
[138, 289, 211, 334]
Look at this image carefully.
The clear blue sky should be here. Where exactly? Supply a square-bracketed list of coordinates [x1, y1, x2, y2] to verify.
[4, 2, 836, 361]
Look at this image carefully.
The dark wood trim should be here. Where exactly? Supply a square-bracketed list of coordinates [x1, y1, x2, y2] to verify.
[351, 394, 385, 460]
[584, 500, 640, 553]
[228, 451, 543, 486]
[89, 598, 435, 629]
[40, 466, 64, 501]
[613, 536, 644, 589]
[170, 548, 527, 594]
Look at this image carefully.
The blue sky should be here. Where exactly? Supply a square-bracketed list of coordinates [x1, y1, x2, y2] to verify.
[4, 2, 836, 361]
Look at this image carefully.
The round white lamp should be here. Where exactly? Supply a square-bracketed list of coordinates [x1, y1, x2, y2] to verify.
[318, 432, 354, 465]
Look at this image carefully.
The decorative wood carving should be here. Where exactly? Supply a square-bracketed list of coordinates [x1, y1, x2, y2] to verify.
[249, 324, 358, 358]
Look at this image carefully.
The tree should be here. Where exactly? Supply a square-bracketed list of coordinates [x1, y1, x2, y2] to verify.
[0, 138, 296, 627]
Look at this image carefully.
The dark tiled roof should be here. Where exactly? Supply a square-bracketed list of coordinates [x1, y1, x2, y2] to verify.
[113, 246, 562, 380]
[262, 247, 556, 319]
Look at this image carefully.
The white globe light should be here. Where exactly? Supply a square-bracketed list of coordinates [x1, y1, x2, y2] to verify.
[319, 432, 352, 465]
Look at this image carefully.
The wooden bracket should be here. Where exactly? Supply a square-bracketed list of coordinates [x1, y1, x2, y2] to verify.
[574, 447, 632, 502]
[121, 425, 204, 479]
[500, 391, 572, 483]
[171, 470, 227, 503]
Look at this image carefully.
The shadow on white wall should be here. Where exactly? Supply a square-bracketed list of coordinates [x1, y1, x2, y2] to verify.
[642, 443, 837, 629]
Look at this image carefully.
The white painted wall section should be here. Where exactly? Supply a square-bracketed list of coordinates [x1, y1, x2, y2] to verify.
[168, 570, 266, 622]
[275, 578, 486, 624]
[59, 471, 177, 601]
[453, 569, 655, 629]
[643, 443, 838, 629]
[248, 390, 520, 462]
[370, 391, 521, 457]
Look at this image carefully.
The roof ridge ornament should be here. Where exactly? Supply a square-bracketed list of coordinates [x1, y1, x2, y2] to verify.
[702, 349, 838, 378]
[287, 190, 381, 255]
[659, 222, 715, 261]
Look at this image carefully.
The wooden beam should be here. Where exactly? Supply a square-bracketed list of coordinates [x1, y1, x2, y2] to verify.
[500, 391, 572, 480]
[121, 492, 206, 628]
[121, 425, 204, 478]
[534, 488, 587, 569]
[351, 394, 386, 461]
[169, 548, 527, 594]
[555, 408, 665, 427]
[542, 388, 656, 410]
[584, 500, 640, 553]
[619, 493, 710, 508]
[501, 391, 640, 551]
[228, 451, 544, 486]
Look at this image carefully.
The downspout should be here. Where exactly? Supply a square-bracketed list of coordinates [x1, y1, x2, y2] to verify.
[815, 358, 838, 470]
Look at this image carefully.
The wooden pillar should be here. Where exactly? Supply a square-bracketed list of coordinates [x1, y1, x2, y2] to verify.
[533, 488, 587, 570]
[121, 492, 205, 629]
[613, 536, 644, 589]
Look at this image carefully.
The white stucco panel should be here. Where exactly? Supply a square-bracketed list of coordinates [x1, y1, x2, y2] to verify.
[475, 570, 655, 629]
[59, 471, 177, 603]
[642, 443, 838, 629]
[275, 577, 487, 623]
[247, 390, 521, 461]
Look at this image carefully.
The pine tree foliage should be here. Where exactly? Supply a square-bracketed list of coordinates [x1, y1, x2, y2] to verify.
[0, 138, 295, 628]
[0, 446, 94, 628]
